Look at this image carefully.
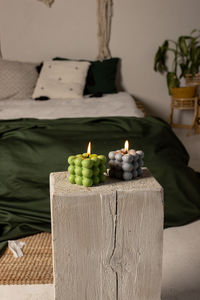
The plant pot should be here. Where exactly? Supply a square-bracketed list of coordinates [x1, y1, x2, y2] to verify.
[171, 86, 196, 98]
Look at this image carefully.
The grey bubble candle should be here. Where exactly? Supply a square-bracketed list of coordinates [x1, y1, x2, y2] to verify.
[108, 140, 144, 181]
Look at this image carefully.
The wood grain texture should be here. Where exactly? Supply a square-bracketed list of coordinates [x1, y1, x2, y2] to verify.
[116, 190, 163, 300]
[50, 170, 163, 300]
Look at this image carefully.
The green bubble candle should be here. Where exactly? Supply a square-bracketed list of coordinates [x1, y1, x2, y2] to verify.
[68, 142, 107, 187]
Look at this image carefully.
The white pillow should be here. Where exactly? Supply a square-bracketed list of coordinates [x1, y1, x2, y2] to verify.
[0, 59, 38, 100]
[32, 60, 91, 99]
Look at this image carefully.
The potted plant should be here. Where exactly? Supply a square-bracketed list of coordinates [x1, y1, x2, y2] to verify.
[154, 29, 200, 96]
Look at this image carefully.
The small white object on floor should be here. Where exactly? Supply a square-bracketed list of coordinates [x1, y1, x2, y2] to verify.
[8, 240, 26, 258]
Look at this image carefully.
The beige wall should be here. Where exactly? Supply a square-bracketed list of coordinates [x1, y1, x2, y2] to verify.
[0, 0, 200, 120]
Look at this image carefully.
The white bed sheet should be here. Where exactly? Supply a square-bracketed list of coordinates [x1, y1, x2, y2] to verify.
[0, 92, 144, 119]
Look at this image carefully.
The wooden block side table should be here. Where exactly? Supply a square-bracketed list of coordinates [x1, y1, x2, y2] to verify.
[50, 169, 163, 300]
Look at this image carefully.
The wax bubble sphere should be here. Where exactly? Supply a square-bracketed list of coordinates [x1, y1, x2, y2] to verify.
[75, 176, 82, 185]
[68, 165, 75, 174]
[115, 152, 123, 161]
[132, 169, 138, 178]
[82, 159, 93, 169]
[93, 176, 100, 185]
[132, 153, 139, 161]
[99, 165, 107, 173]
[108, 160, 115, 168]
[134, 161, 139, 169]
[75, 157, 83, 166]
[137, 168, 143, 176]
[82, 177, 93, 187]
[99, 174, 106, 182]
[136, 150, 144, 159]
[75, 166, 82, 176]
[98, 155, 106, 164]
[122, 154, 134, 163]
[68, 174, 76, 184]
[82, 168, 93, 178]
[138, 159, 144, 167]
[68, 153, 107, 186]
[115, 161, 122, 170]
[122, 163, 134, 172]
[93, 167, 100, 176]
[91, 157, 100, 167]
[115, 170, 123, 179]
[123, 172, 133, 181]
[68, 155, 75, 165]
[128, 149, 136, 155]
[108, 151, 116, 160]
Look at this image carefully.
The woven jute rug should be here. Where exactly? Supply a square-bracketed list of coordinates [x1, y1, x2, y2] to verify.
[0, 232, 53, 285]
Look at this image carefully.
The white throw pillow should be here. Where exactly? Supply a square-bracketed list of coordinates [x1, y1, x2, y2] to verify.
[32, 60, 90, 99]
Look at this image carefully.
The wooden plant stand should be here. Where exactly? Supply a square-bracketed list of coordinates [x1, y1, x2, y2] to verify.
[196, 99, 200, 134]
[185, 74, 200, 134]
[50, 169, 163, 300]
[169, 97, 199, 135]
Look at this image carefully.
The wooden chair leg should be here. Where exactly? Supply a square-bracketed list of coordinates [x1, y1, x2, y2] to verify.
[169, 98, 174, 126]
[187, 97, 198, 136]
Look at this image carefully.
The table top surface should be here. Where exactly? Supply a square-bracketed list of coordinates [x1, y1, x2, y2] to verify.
[50, 168, 162, 196]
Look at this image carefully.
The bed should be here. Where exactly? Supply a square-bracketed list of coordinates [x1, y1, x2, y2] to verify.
[0, 57, 200, 300]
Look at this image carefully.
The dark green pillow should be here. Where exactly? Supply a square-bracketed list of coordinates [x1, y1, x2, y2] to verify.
[53, 57, 119, 95]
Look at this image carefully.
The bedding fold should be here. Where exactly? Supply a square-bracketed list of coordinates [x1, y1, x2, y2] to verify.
[0, 116, 200, 253]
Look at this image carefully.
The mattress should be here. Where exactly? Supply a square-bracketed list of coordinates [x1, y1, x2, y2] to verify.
[0, 92, 144, 119]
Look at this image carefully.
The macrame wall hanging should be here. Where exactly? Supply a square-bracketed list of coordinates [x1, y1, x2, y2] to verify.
[37, 0, 55, 7]
[0, 38, 2, 58]
[96, 0, 113, 60]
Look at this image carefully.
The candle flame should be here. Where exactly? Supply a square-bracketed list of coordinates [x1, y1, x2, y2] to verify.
[124, 140, 129, 152]
[87, 142, 91, 155]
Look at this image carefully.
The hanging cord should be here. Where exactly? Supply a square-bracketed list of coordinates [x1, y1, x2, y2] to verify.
[37, 0, 55, 7]
[0, 38, 2, 58]
[97, 0, 113, 61]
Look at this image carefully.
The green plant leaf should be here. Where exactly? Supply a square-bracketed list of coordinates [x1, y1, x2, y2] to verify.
[191, 29, 200, 36]
[154, 40, 169, 73]
[194, 46, 200, 63]
[167, 72, 180, 95]
[190, 63, 199, 75]
[180, 63, 189, 78]
[178, 36, 189, 56]
[188, 44, 200, 74]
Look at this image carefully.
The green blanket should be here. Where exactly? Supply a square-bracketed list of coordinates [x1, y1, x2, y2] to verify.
[0, 116, 200, 253]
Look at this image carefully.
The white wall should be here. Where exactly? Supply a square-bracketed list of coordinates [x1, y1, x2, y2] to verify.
[0, 0, 200, 120]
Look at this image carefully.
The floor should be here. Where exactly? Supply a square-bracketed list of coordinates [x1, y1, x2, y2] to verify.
[0, 127, 199, 300]
[173, 128, 200, 172]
